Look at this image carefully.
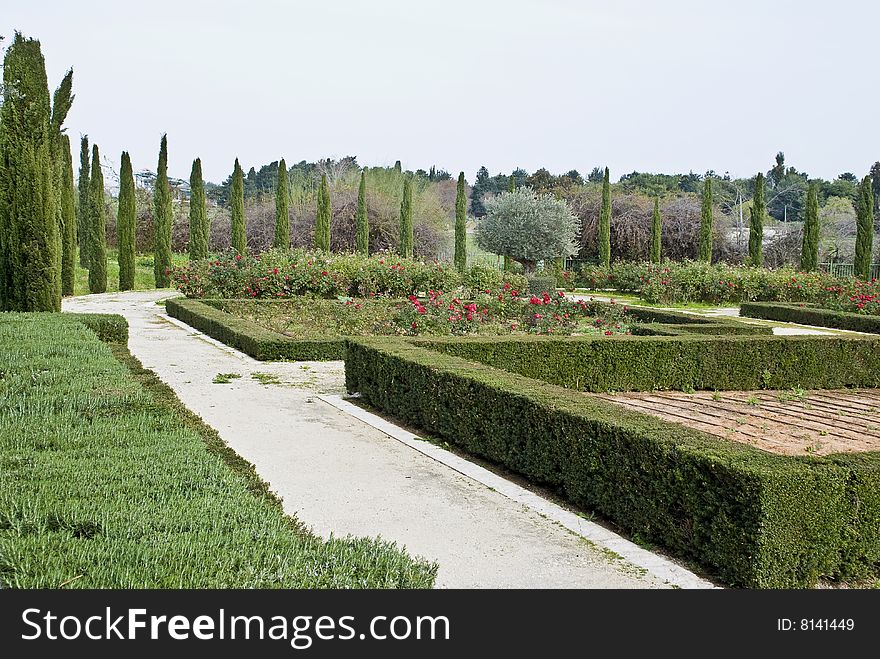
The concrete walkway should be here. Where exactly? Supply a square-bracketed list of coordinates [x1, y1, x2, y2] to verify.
[63, 290, 692, 589]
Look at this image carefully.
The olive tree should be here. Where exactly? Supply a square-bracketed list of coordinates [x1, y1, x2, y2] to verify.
[475, 187, 580, 274]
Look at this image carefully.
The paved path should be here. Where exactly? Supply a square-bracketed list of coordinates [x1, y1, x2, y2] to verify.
[63, 290, 685, 589]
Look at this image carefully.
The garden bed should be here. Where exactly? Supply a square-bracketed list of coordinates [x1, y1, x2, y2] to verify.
[344, 337, 880, 588]
[593, 389, 880, 456]
[0, 312, 436, 588]
[166, 295, 767, 362]
[741, 302, 880, 334]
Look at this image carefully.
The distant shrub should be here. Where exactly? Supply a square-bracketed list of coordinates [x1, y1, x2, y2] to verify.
[527, 276, 557, 295]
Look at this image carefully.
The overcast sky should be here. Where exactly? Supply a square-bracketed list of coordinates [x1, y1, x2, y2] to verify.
[5, 0, 878, 184]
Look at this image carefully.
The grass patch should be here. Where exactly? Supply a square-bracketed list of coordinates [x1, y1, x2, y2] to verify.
[212, 372, 241, 384]
[251, 372, 282, 386]
[0, 313, 436, 588]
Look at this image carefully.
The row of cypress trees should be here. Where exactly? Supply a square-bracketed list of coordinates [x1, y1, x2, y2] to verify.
[158, 156, 880, 280]
[598, 170, 833, 273]
[2, 25, 867, 312]
[0, 33, 73, 311]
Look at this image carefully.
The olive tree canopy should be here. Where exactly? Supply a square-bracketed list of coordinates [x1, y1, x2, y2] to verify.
[475, 187, 580, 273]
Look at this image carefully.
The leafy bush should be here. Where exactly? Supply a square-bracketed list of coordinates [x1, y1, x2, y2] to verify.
[345, 337, 880, 587]
[0, 313, 436, 587]
[461, 263, 528, 298]
[527, 276, 557, 295]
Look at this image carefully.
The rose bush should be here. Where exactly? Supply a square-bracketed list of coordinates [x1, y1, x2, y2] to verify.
[395, 287, 631, 336]
[173, 249, 535, 302]
[569, 259, 880, 311]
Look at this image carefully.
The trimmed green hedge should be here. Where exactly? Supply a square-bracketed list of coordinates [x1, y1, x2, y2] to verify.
[166, 297, 769, 364]
[589, 303, 771, 337]
[415, 333, 880, 392]
[67, 313, 128, 344]
[741, 302, 880, 334]
[345, 337, 880, 587]
[166, 298, 344, 360]
[622, 306, 767, 330]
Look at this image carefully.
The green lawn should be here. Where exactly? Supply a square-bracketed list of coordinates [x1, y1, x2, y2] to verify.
[0, 313, 437, 588]
[73, 250, 189, 296]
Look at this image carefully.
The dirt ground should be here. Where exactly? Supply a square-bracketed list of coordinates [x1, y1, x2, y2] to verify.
[593, 389, 880, 456]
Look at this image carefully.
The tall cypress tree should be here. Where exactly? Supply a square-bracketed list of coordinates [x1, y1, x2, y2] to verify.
[749, 173, 765, 267]
[273, 158, 290, 249]
[188, 158, 208, 261]
[230, 158, 246, 252]
[87, 143, 107, 293]
[399, 174, 413, 258]
[800, 182, 819, 272]
[153, 135, 172, 286]
[454, 172, 467, 272]
[503, 177, 513, 271]
[854, 175, 875, 280]
[0, 34, 62, 311]
[698, 177, 714, 262]
[60, 135, 77, 296]
[871, 161, 880, 218]
[355, 170, 368, 255]
[117, 151, 136, 290]
[650, 197, 662, 263]
[314, 174, 331, 251]
[77, 135, 90, 266]
[49, 72, 74, 298]
[598, 167, 611, 268]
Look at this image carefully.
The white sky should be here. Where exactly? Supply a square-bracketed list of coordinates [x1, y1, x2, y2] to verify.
[4, 0, 879, 184]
